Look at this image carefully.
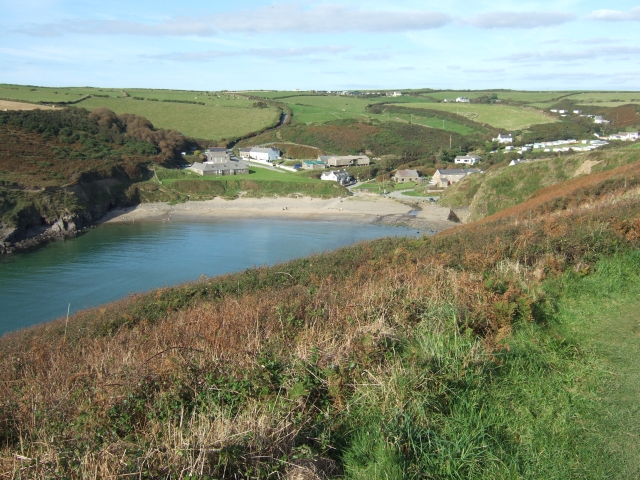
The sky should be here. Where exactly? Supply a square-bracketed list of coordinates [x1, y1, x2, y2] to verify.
[2, 0, 640, 91]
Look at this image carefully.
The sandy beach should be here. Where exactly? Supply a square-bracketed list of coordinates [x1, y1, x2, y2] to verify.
[101, 194, 457, 232]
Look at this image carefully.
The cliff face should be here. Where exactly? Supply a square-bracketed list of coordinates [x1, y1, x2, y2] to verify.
[0, 178, 141, 254]
[0, 107, 190, 253]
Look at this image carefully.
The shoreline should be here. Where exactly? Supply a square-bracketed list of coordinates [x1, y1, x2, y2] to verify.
[99, 195, 457, 233]
[1, 195, 457, 255]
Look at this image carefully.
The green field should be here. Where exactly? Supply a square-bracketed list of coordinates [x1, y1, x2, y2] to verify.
[0, 85, 281, 142]
[152, 166, 347, 199]
[394, 102, 558, 130]
[75, 97, 279, 141]
[0, 84, 123, 103]
[566, 92, 640, 105]
[254, 94, 476, 134]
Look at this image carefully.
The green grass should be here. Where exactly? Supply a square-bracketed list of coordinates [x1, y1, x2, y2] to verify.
[341, 250, 640, 479]
[75, 97, 280, 141]
[0, 84, 122, 103]
[354, 180, 416, 193]
[155, 166, 347, 199]
[393, 102, 558, 130]
[0, 85, 282, 142]
[566, 91, 640, 106]
[421, 91, 579, 103]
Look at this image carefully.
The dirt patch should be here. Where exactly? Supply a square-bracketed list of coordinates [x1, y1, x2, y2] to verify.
[573, 160, 602, 177]
[0, 100, 58, 111]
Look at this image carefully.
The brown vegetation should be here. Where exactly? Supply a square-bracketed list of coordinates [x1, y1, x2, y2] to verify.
[1, 158, 640, 476]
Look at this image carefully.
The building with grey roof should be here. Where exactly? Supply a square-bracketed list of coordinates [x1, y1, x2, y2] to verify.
[189, 161, 249, 176]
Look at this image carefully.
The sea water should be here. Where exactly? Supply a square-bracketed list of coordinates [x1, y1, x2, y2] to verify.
[0, 218, 419, 335]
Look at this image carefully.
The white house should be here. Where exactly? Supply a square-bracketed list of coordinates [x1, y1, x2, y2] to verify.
[550, 109, 559, 113]
[321, 170, 352, 185]
[455, 154, 482, 165]
[456, 97, 471, 103]
[387, 91, 403, 97]
[573, 110, 582, 114]
[609, 131, 640, 141]
[239, 147, 281, 162]
[594, 116, 610, 124]
[493, 133, 513, 144]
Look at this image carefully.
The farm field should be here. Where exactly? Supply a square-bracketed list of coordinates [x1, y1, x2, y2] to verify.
[260, 95, 470, 133]
[0, 100, 58, 111]
[393, 102, 558, 130]
[565, 91, 640, 105]
[0, 84, 122, 103]
[75, 97, 280, 142]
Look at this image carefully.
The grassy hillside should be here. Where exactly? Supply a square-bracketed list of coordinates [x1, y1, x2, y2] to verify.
[0, 85, 282, 143]
[1, 158, 639, 477]
[0, 107, 209, 251]
[238, 118, 480, 165]
[440, 149, 640, 221]
[76, 97, 280, 142]
[151, 166, 349, 200]
[393, 102, 558, 130]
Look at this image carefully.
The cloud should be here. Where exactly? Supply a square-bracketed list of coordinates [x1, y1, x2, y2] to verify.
[145, 45, 349, 62]
[349, 53, 393, 61]
[466, 11, 576, 29]
[494, 45, 640, 65]
[588, 7, 640, 21]
[16, 4, 453, 37]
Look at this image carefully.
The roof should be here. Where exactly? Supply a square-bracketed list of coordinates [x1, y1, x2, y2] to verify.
[303, 160, 325, 165]
[498, 133, 512, 138]
[192, 161, 249, 172]
[251, 147, 279, 153]
[206, 147, 227, 152]
[455, 154, 482, 160]
[395, 169, 420, 177]
[436, 169, 482, 175]
[327, 155, 369, 160]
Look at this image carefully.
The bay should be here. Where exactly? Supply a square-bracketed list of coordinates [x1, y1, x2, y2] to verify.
[0, 218, 419, 336]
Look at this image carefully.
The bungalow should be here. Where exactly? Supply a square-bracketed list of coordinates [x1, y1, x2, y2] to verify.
[493, 133, 513, 144]
[301, 160, 326, 170]
[189, 161, 249, 176]
[393, 169, 422, 183]
[432, 169, 482, 188]
[321, 170, 352, 185]
[325, 155, 370, 167]
[456, 97, 471, 103]
[454, 154, 482, 165]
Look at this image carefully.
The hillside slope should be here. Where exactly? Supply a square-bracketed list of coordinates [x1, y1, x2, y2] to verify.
[0, 108, 195, 253]
[1, 162, 639, 477]
[440, 148, 640, 221]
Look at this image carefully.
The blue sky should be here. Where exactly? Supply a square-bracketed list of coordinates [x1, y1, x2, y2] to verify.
[2, 0, 640, 91]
